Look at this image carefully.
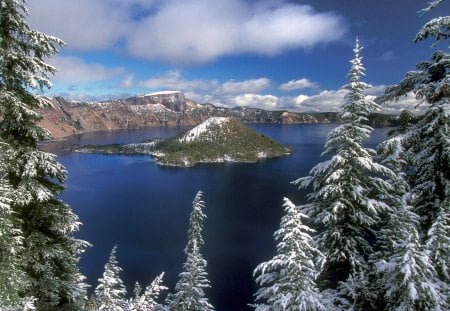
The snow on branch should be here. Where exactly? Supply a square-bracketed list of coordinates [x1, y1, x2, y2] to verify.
[418, 0, 446, 15]
[415, 16, 450, 45]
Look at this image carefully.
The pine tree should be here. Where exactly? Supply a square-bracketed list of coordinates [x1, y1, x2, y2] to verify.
[378, 51, 450, 230]
[372, 114, 448, 311]
[129, 272, 168, 311]
[376, 0, 450, 291]
[0, 173, 31, 308]
[0, 0, 88, 308]
[426, 198, 450, 282]
[94, 245, 128, 311]
[169, 191, 214, 311]
[253, 197, 326, 311]
[293, 38, 394, 295]
[415, 0, 449, 45]
[374, 200, 447, 310]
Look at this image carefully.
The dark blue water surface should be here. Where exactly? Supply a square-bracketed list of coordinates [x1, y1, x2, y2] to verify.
[43, 124, 390, 311]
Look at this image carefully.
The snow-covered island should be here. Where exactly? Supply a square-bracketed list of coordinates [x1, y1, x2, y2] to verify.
[76, 117, 292, 167]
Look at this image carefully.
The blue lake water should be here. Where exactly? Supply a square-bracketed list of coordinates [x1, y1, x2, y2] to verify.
[43, 124, 391, 311]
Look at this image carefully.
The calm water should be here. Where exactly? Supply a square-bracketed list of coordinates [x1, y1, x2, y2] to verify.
[43, 124, 390, 311]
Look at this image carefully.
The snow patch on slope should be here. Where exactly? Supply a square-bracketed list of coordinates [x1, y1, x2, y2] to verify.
[144, 91, 183, 97]
[179, 117, 230, 143]
[128, 103, 170, 115]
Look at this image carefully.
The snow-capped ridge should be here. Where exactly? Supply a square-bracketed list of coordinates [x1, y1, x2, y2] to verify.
[144, 90, 183, 97]
[179, 117, 231, 143]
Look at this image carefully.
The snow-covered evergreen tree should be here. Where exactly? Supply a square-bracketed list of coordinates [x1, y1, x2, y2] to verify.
[426, 197, 450, 282]
[374, 199, 447, 310]
[292, 38, 394, 295]
[376, 0, 450, 291]
[0, 172, 31, 308]
[377, 51, 449, 229]
[253, 197, 326, 311]
[94, 245, 128, 311]
[169, 191, 214, 311]
[129, 272, 168, 311]
[0, 0, 88, 308]
[373, 113, 448, 311]
[416, 0, 449, 45]
[0, 174, 36, 308]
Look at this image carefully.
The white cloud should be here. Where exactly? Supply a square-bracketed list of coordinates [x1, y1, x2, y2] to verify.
[29, 0, 347, 65]
[127, 0, 347, 64]
[233, 94, 279, 110]
[364, 84, 387, 96]
[139, 70, 218, 92]
[137, 72, 421, 114]
[281, 86, 423, 114]
[239, 4, 344, 53]
[378, 92, 425, 114]
[138, 71, 272, 103]
[279, 78, 319, 91]
[377, 50, 395, 61]
[49, 56, 126, 83]
[290, 89, 347, 112]
[219, 78, 271, 94]
[121, 75, 135, 88]
[27, 0, 130, 51]
[359, 85, 424, 114]
[295, 94, 310, 104]
[46, 56, 424, 114]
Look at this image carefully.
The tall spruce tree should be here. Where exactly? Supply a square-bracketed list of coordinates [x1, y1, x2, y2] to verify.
[376, 0, 450, 290]
[94, 245, 128, 311]
[0, 0, 88, 308]
[292, 38, 395, 300]
[253, 198, 326, 311]
[372, 104, 447, 311]
[168, 191, 214, 311]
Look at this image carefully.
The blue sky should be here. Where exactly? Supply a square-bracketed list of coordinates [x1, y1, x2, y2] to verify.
[28, 0, 449, 113]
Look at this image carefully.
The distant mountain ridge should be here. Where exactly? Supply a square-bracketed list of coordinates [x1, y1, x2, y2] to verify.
[38, 91, 400, 139]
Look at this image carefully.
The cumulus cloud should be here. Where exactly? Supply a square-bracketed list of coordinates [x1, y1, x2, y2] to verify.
[138, 71, 273, 103]
[358, 85, 424, 114]
[27, 0, 130, 51]
[364, 84, 387, 96]
[281, 86, 423, 114]
[137, 72, 419, 114]
[219, 78, 272, 94]
[233, 94, 279, 110]
[127, 0, 347, 64]
[378, 92, 425, 114]
[121, 75, 135, 88]
[139, 70, 218, 92]
[49, 56, 126, 83]
[28, 0, 347, 65]
[295, 94, 310, 104]
[292, 90, 347, 112]
[279, 78, 319, 91]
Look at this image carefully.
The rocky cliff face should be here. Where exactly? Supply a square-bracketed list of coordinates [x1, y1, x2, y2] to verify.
[39, 91, 201, 138]
[38, 91, 399, 139]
